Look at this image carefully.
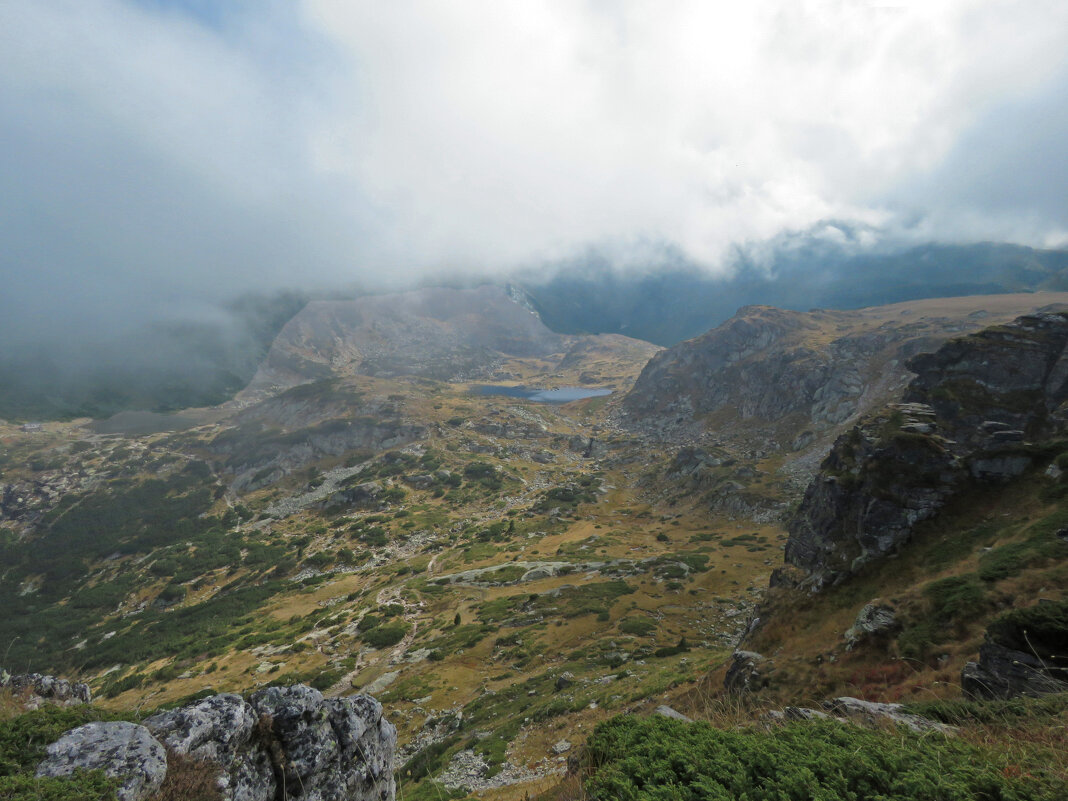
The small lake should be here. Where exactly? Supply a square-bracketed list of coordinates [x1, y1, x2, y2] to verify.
[472, 385, 613, 403]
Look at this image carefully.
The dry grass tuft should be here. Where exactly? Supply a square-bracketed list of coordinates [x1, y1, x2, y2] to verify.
[149, 750, 223, 801]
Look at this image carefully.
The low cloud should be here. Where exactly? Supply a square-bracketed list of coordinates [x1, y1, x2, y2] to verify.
[1, 0, 1067, 350]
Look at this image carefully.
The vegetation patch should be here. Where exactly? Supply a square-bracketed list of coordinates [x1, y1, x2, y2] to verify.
[581, 715, 1067, 801]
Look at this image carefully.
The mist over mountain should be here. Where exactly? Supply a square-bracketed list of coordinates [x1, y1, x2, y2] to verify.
[519, 241, 1068, 346]
[5, 239, 1068, 421]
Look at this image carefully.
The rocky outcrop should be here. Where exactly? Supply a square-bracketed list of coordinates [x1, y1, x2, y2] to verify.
[41, 685, 396, 801]
[723, 650, 770, 694]
[783, 404, 961, 586]
[1, 669, 91, 708]
[844, 601, 899, 650]
[820, 697, 955, 735]
[961, 600, 1068, 699]
[961, 643, 1068, 700]
[784, 313, 1068, 588]
[37, 721, 168, 801]
[620, 298, 1068, 452]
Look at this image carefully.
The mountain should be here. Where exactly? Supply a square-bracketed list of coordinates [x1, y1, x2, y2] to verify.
[519, 241, 1068, 345]
[730, 311, 1068, 712]
[2, 286, 1067, 799]
[621, 292, 1068, 456]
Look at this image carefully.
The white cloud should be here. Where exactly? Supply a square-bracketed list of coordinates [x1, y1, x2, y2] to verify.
[0, 0, 1066, 340]
[305, 0, 1068, 269]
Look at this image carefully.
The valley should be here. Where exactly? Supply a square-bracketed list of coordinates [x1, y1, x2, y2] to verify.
[2, 287, 1067, 800]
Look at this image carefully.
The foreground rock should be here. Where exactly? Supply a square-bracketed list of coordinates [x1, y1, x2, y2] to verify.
[37, 721, 167, 801]
[39, 684, 396, 801]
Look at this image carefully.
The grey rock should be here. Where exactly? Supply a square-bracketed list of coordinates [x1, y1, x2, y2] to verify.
[145, 692, 274, 801]
[822, 697, 954, 734]
[723, 650, 769, 694]
[554, 672, 574, 691]
[250, 685, 396, 801]
[37, 722, 167, 801]
[1, 670, 91, 707]
[962, 643, 1068, 700]
[551, 739, 572, 755]
[844, 601, 899, 649]
[654, 705, 692, 722]
[781, 706, 831, 721]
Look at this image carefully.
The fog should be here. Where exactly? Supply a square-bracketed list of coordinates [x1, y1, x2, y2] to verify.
[2, 0, 1067, 356]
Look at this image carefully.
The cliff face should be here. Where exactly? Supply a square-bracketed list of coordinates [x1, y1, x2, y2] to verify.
[784, 312, 1068, 588]
[620, 295, 1068, 451]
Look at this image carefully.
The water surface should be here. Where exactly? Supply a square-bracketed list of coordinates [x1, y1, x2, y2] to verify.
[472, 385, 612, 403]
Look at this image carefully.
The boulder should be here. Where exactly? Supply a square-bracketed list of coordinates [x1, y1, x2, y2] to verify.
[723, 650, 769, 694]
[822, 697, 954, 734]
[962, 642, 1068, 700]
[39, 684, 397, 801]
[36, 722, 167, 801]
[654, 705, 692, 722]
[144, 692, 275, 801]
[844, 601, 899, 650]
[1, 670, 91, 707]
[250, 685, 396, 801]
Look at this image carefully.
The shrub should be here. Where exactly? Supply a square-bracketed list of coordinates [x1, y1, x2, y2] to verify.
[363, 623, 409, 649]
[581, 715, 1067, 800]
[0, 772, 118, 800]
[924, 574, 985, 625]
[618, 618, 656, 637]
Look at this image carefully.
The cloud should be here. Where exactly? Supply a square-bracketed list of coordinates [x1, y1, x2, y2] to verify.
[1, 0, 1067, 351]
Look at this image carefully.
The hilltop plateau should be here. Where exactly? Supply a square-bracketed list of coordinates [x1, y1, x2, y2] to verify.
[1, 287, 1066, 799]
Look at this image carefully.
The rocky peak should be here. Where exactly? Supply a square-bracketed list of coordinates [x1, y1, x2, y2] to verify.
[620, 296, 1068, 453]
[782, 312, 1068, 589]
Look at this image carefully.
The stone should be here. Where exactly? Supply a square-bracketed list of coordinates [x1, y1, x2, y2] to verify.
[1, 670, 91, 707]
[822, 697, 954, 734]
[723, 650, 769, 694]
[145, 692, 274, 801]
[250, 684, 397, 801]
[781, 706, 831, 721]
[844, 601, 899, 649]
[654, 705, 692, 722]
[37, 722, 167, 801]
[551, 739, 572, 754]
[961, 643, 1068, 700]
[554, 672, 574, 691]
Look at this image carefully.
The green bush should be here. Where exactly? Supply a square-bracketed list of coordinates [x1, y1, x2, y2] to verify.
[924, 574, 985, 625]
[362, 623, 409, 649]
[618, 618, 656, 637]
[582, 715, 1067, 801]
[0, 772, 119, 800]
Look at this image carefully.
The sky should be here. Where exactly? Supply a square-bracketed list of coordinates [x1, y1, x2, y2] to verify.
[2, 0, 1068, 346]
